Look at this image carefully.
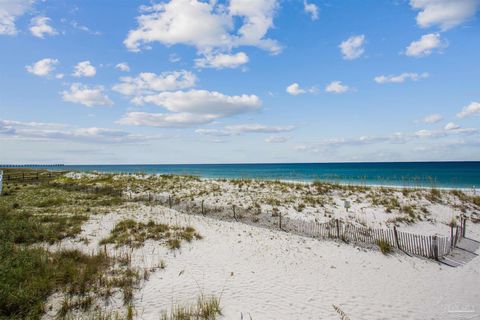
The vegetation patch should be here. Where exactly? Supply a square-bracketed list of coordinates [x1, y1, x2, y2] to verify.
[376, 239, 392, 255]
[160, 296, 222, 320]
[100, 219, 202, 250]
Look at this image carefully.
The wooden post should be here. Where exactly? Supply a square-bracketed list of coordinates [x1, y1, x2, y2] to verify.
[463, 217, 466, 237]
[201, 200, 205, 216]
[233, 205, 238, 221]
[393, 226, 400, 249]
[454, 226, 459, 247]
[335, 219, 340, 239]
[432, 236, 439, 261]
[168, 195, 172, 208]
[279, 212, 282, 230]
[450, 225, 454, 248]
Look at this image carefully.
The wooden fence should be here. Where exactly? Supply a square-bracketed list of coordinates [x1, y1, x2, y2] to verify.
[281, 216, 465, 260]
[1, 171, 64, 182]
[126, 192, 466, 261]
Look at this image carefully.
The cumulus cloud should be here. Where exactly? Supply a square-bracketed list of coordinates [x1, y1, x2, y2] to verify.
[339, 35, 365, 60]
[0, 119, 153, 144]
[457, 101, 480, 118]
[118, 90, 261, 128]
[410, 0, 480, 30]
[405, 33, 447, 57]
[61, 83, 113, 107]
[422, 113, 443, 123]
[73, 60, 96, 77]
[115, 62, 130, 72]
[29, 16, 57, 38]
[374, 72, 429, 84]
[0, 0, 35, 35]
[265, 135, 288, 143]
[304, 0, 319, 20]
[133, 89, 261, 118]
[195, 52, 249, 69]
[25, 58, 58, 77]
[286, 83, 317, 95]
[113, 70, 196, 97]
[286, 83, 305, 96]
[325, 81, 350, 94]
[124, 0, 281, 65]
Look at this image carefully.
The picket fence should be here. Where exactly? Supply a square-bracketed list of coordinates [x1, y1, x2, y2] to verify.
[127, 192, 466, 261]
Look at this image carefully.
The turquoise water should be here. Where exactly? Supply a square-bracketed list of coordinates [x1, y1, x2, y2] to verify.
[29, 162, 480, 189]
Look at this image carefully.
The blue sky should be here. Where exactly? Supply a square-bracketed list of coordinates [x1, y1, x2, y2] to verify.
[0, 0, 479, 164]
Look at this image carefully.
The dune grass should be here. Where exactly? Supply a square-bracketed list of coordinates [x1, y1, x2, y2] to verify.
[100, 219, 202, 250]
[0, 174, 132, 319]
[160, 296, 222, 320]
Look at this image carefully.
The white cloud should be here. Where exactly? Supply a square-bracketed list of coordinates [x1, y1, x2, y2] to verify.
[457, 101, 480, 118]
[195, 124, 294, 137]
[25, 58, 58, 77]
[29, 16, 57, 38]
[0, 0, 35, 35]
[339, 35, 365, 60]
[422, 113, 443, 123]
[70, 21, 101, 36]
[304, 0, 319, 20]
[265, 135, 288, 143]
[124, 0, 281, 59]
[286, 83, 317, 95]
[115, 62, 130, 72]
[133, 89, 261, 118]
[61, 83, 113, 107]
[0, 119, 153, 144]
[195, 52, 249, 69]
[325, 81, 350, 94]
[286, 83, 305, 96]
[113, 70, 196, 97]
[73, 60, 96, 77]
[225, 123, 294, 133]
[195, 128, 233, 136]
[444, 122, 460, 130]
[410, 0, 480, 30]
[374, 72, 429, 84]
[405, 33, 447, 57]
[118, 112, 214, 128]
[118, 89, 261, 128]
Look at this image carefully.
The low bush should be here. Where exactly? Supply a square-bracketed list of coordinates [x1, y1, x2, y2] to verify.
[376, 239, 392, 255]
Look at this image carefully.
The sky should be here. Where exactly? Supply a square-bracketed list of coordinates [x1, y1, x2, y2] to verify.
[0, 0, 479, 164]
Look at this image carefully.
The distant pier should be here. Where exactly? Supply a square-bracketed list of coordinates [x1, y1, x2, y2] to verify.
[0, 164, 65, 168]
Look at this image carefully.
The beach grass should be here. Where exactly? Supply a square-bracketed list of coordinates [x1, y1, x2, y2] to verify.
[160, 296, 222, 320]
[0, 174, 133, 319]
[100, 219, 202, 250]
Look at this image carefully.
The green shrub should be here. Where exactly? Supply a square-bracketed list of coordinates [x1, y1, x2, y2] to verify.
[376, 239, 392, 255]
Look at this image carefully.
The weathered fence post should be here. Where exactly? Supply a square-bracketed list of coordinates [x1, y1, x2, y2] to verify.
[279, 212, 282, 230]
[454, 226, 459, 247]
[462, 215, 466, 237]
[201, 200, 205, 216]
[450, 225, 454, 248]
[393, 226, 400, 249]
[168, 195, 172, 208]
[233, 205, 238, 221]
[432, 236, 439, 261]
[335, 219, 340, 239]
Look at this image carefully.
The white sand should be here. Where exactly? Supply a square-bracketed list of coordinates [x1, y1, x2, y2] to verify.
[47, 204, 480, 320]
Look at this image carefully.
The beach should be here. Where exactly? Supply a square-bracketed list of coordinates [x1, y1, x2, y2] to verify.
[2, 169, 479, 319]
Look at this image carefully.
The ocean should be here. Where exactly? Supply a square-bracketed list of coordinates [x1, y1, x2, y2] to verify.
[24, 161, 480, 189]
